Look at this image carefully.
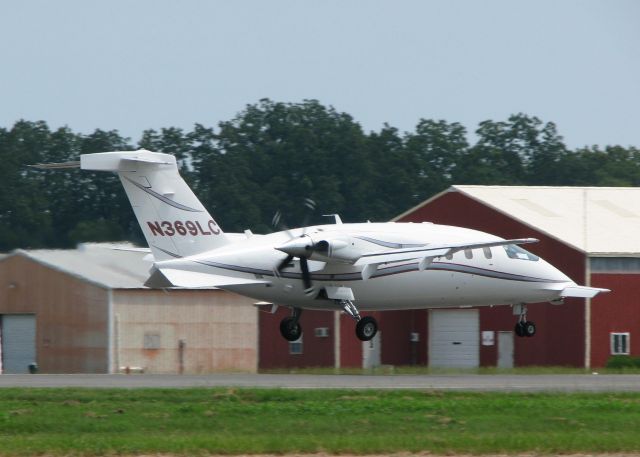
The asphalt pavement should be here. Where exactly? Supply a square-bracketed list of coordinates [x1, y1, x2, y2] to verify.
[0, 373, 639, 391]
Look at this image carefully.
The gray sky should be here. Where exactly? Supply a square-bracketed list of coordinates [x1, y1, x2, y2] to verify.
[1, 0, 639, 149]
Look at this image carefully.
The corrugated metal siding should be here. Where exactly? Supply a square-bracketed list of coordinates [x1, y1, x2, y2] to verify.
[590, 273, 640, 367]
[0, 255, 109, 373]
[379, 310, 428, 366]
[338, 313, 363, 368]
[258, 308, 336, 369]
[1, 314, 36, 373]
[114, 289, 258, 373]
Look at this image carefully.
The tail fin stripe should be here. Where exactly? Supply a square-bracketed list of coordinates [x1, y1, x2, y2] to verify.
[152, 244, 182, 259]
[124, 176, 203, 212]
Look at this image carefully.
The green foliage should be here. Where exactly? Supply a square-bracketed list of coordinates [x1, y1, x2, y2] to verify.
[1, 101, 639, 250]
[0, 388, 640, 455]
[606, 355, 640, 369]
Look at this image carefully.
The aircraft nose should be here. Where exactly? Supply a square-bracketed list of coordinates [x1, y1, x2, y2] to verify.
[544, 259, 572, 283]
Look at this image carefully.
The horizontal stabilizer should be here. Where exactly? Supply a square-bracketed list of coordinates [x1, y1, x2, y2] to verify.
[81, 150, 175, 171]
[560, 285, 610, 298]
[156, 268, 270, 288]
[30, 161, 80, 169]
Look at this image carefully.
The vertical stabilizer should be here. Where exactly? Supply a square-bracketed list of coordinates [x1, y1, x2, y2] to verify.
[80, 150, 228, 260]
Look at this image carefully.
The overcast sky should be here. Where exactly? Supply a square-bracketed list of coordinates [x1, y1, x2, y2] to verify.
[1, 0, 639, 149]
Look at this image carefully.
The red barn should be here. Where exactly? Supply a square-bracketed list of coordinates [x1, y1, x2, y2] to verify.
[258, 186, 639, 370]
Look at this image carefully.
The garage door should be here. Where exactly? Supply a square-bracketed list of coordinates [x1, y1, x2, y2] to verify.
[1, 314, 37, 374]
[429, 309, 479, 368]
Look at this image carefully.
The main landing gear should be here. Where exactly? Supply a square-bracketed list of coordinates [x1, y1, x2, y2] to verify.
[280, 308, 303, 341]
[339, 299, 378, 342]
[278, 301, 379, 342]
[514, 304, 536, 338]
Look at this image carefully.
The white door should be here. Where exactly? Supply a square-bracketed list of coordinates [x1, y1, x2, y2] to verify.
[362, 331, 381, 369]
[1, 314, 37, 374]
[429, 309, 479, 368]
[497, 331, 514, 368]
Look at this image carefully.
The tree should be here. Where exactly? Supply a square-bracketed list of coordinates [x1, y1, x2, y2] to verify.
[405, 119, 468, 199]
[193, 99, 374, 232]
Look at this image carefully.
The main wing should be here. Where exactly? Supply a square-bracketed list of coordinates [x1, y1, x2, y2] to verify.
[145, 267, 270, 288]
[354, 238, 538, 280]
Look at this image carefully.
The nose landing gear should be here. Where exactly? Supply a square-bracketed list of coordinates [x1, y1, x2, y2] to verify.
[514, 304, 536, 337]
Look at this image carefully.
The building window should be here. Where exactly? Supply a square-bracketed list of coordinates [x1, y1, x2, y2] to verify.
[611, 333, 630, 355]
[483, 247, 492, 259]
[289, 336, 303, 355]
[143, 332, 161, 350]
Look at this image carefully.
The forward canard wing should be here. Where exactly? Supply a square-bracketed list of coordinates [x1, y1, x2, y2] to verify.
[559, 285, 610, 298]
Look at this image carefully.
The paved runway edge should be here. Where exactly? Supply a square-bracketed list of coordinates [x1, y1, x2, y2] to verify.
[1, 373, 640, 391]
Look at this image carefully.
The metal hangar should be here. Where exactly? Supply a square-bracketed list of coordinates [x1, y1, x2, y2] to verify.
[0, 243, 258, 374]
[258, 186, 640, 369]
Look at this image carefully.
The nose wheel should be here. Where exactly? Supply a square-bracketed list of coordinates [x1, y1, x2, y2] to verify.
[515, 304, 536, 337]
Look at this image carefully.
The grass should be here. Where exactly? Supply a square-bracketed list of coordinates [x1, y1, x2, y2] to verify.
[1, 388, 640, 455]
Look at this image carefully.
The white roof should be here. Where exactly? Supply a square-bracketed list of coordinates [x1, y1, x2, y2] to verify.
[9, 243, 153, 289]
[399, 186, 640, 256]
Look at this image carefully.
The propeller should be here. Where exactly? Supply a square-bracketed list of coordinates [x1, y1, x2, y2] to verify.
[271, 198, 317, 296]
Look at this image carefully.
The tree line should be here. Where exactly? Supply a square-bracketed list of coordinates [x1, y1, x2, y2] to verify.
[1, 98, 639, 251]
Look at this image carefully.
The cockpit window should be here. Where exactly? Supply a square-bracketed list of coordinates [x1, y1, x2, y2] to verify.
[503, 244, 539, 261]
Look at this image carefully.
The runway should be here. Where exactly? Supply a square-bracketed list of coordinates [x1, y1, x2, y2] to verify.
[1, 373, 639, 391]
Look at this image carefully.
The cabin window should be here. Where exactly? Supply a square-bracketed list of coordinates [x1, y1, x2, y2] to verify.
[289, 336, 303, 355]
[483, 247, 492, 259]
[611, 332, 630, 355]
[503, 244, 539, 261]
[464, 249, 473, 259]
[445, 252, 453, 260]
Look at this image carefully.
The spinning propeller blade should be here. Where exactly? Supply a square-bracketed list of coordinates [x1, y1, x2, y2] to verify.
[274, 254, 294, 277]
[271, 198, 317, 295]
[299, 256, 314, 295]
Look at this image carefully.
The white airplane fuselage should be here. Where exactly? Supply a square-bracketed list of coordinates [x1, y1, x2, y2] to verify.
[156, 221, 573, 312]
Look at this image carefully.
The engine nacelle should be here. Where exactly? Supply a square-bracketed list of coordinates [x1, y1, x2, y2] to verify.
[276, 233, 361, 263]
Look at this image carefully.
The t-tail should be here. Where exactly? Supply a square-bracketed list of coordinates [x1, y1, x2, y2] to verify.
[37, 150, 229, 261]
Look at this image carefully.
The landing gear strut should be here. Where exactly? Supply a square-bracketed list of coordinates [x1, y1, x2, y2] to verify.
[280, 308, 302, 341]
[514, 304, 536, 338]
[338, 299, 378, 342]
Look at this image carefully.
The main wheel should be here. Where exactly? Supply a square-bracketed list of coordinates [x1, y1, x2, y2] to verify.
[280, 317, 302, 341]
[356, 316, 378, 341]
[515, 321, 526, 337]
[523, 321, 536, 337]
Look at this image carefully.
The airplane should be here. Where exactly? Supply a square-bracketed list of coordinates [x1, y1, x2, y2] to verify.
[35, 150, 609, 342]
